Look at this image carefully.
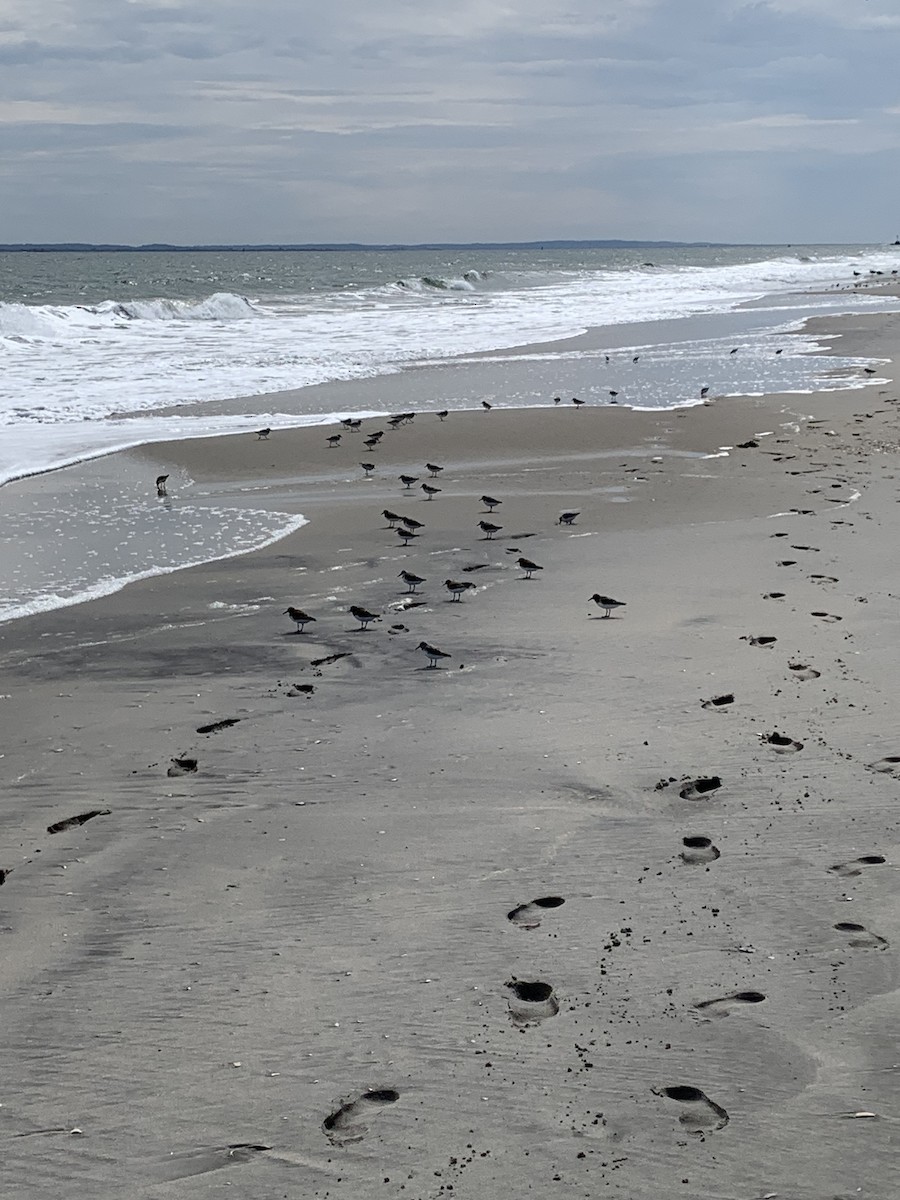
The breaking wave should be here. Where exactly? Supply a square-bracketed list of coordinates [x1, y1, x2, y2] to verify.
[0, 291, 258, 339]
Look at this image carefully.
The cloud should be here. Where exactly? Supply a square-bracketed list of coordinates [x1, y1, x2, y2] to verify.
[0, 0, 897, 241]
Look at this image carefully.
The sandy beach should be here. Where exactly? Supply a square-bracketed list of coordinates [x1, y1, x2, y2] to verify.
[2, 314, 899, 1198]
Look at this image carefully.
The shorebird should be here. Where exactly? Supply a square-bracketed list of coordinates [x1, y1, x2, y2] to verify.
[479, 520, 502, 539]
[864, 367, 877, 375]
[399, 570, 425, 593]
[437, 410, 448, 420]
[360, 462, 376, 477]
[155, 474, 169, 497]
[426, 463, 443, 477]
[284, 606, 316, 633]
[419, 641, 451, 668]
[700, 386, 710, 398]
[421, 483, 441, 500]
[609, 390, 618, 399]
[350, 604, 379, 630]
[345, 418, 362, 431]
[729, 347, 739, 355]
[363, 436, 380, 450]
[327, 434, 342, 447]
[256, 427, 271, 440]
[383, 509, 402, 527]
[632, 355, 640, 363]
[572, 396, 585, 406]
[445, 578, 476, 601]
[553, 396, 562, 404]
[400, 475, 419, 489]
[397, 526, 419, 544]
[481, 495, 501, 512]
[590, 593, 626, 618]
[558, 510, 580, 525]
[518, 557, 543, 579]
[481, 400, 493, 410]
[775, 348, 783, 355]
[387, 416, 404, 429]
[401, 516, 424, 530]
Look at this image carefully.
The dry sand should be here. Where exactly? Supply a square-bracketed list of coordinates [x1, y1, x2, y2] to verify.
[1, 318, 899, 1198]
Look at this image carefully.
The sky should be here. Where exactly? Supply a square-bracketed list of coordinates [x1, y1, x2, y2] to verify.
[1, 0, 899, 244]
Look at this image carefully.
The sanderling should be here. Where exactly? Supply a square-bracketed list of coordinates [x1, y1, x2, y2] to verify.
[284, 607, 316, 633]
[590, 593, 626, 618]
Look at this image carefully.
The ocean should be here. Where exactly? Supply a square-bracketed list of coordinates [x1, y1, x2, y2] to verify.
[2, 242, 899, 623]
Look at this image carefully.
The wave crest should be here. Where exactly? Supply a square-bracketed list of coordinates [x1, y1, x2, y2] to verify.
[0, 292, 258, 340]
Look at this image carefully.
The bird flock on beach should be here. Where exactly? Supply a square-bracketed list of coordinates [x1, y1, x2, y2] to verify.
[267, 405, 625, 669]
[159, 343, 808, 663]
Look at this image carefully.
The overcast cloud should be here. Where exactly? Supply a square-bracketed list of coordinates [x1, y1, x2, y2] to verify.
[1, 0, 898, 243]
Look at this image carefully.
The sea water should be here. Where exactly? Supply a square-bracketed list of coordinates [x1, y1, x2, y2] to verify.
[2, 243, 899, 622]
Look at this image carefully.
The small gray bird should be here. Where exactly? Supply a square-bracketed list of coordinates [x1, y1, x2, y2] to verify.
[256, 427, 271, 440]
[284, 607, 316, 633]
[399, 570, 425, 593]
[419, 641, 451, 668]
[445, 579, 476, 602]
[590, 593, 626, 618]
[155, 474, 169, 497]
[518, 557, 543, 580]
[478, 520, 502, 539]
[350, 605, 379, 630]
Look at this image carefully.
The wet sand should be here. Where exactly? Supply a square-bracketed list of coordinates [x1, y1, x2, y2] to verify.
[1, 320, 899, 1198]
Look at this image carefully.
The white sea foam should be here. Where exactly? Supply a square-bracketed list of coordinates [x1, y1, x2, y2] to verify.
[2, 247, 899, 488]
[1, 245, 899, 625]
[0, 508, 308, 625]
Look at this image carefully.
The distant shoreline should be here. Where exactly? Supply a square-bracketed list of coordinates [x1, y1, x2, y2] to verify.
[0, 239, 836, 253]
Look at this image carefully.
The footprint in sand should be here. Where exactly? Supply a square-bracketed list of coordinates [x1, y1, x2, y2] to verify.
[653, 1085, 729, 1133]
[770, 532, 789, 538]
[829, 854, 886, 878]
[834, 922, 888, 949]
[762, 731, 803, 754]
[196, 718, 240, 735]
[867, 756, 900, 778]
[323, 1089, 400, 1145]
[695, 990, 765, 1016]
[811, 611, 842, 622]
[508, 896, 566, 930]
[680, 836, 720, 865]
[790, 544, 820, 552]
[776, 560, 798, 567]
[506, 979, 560, 1025]
[763, 592, 786, 600]
[810, 574, 839, 583]
[741, 635, 777, 647]
[678, 777, 722, 801]
[788, 662, 821, 680]
[701, 693, 734, 711]
[168, 756, 198, 777]
[158, 1143, 271, 1181]
[47, 808, 111, 835]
